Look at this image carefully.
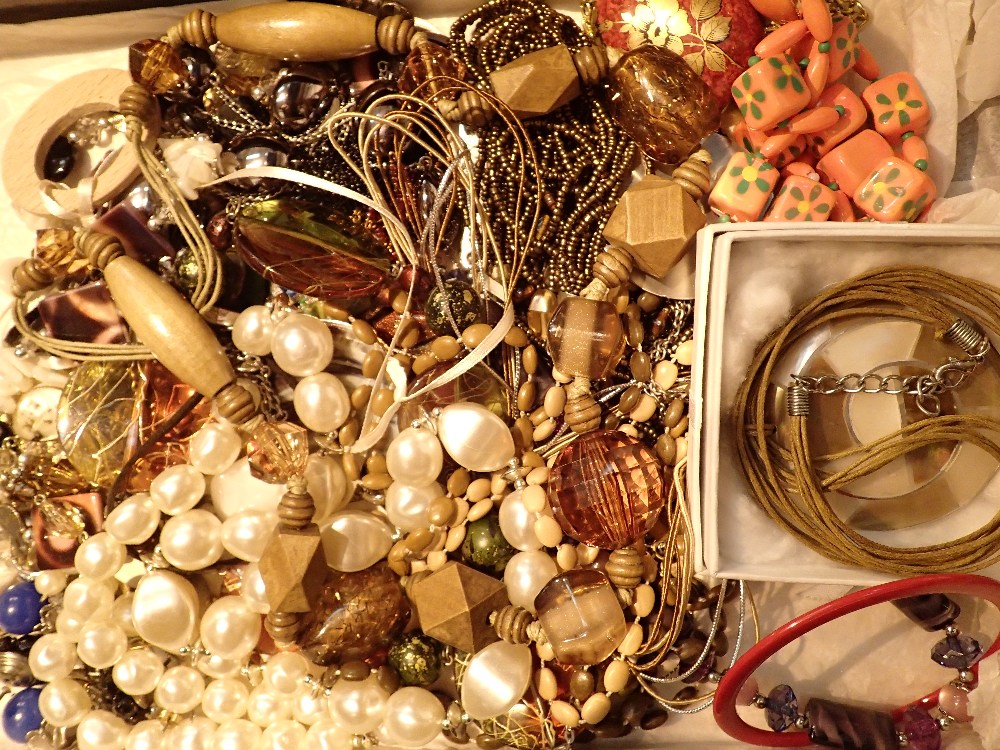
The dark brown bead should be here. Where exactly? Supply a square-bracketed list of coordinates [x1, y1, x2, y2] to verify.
[620, 692, 652, 726]
[570, 669, 595, 702]
[640, 707, 669, 730]
[805, 698, 898, 750]
[592, 719, 630, 739]
[630, 351, 652, 382]
[574, 728, 596, 744]
[618, 386, 641, 414]
[673, 686, 699, 702]
[713, 631, 730, 656]
[376, 665, 400, 693]
[675, 635, 707, 664]
[339, 660, 371, 681]
[475, 734, 506, 749]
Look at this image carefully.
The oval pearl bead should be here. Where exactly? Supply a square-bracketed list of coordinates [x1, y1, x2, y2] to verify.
[385, 481, 442, 533]
[293, 373, 350, 433]
[239, 563, 271, 615]
[159, 509, 224, 571]
[62, 577, 115, 622]
[105, 494, 161, 545]
[264, 651, 309, 694]
[327, 675, 387, 734]
[246, 685, 292, 727]
[386, 428, 444, 486]
[112, 647, 164, 696]
[221, 511, 278, 562]
[150, 464, 206, 515]
[437, 402, 515, 472]
[33, 569, 67, 598]
[382, 686, 445, 748]
[320, 509, 394, 572]
[199, 595, 262, 659]
[131, 571, 200, 653]
[305, 453, 350, 523]
[39, 678, 92, 727]
[201, 678, 250, 723]
[76, 619, 128, 669]
[270, 312, 334, 377]
[74, 532, 126, 580]
[154, 665, 205, 714]
[125, 719, 165, 750]
[76, 709, 128, 750]
[232, 305, 275, 356]
[211, 458, 286, 520]
[216, 719, 261, 750]
[29, 634, 78, 682]
[503, 550, 558, 613]
[460, 641, 533, 720]
[498, 488, 543, 551]
[188, 423, 243, 475]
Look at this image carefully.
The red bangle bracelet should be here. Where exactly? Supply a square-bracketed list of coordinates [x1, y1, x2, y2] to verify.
[713, 574, 1000, 747]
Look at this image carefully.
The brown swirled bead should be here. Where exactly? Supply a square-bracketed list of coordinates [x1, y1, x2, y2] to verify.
[805, 699, 898, 750]
[376, 14, 417, 55]
[606, 547, 644, 589]
[670, 149, 713, 201]
[564, 392, 602, 434]
[457, 90, 494, 128]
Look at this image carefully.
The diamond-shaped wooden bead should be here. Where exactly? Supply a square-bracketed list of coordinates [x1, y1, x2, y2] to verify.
[489, 45, 581, 119]
[257, 524, 328, 613]
[411, 561, 509, 653]
[602, 175, 705, 279]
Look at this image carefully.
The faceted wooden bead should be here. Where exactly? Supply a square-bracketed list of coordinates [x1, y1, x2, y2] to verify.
[573, 45, 609, 87]
[491, 604, 535, 644]
[593, 246, 633, 289]
[411, 561, 509, 653]
[489, 45, 581, 119]
[457, 90, 494, 128]
[606, 548, 644, 589]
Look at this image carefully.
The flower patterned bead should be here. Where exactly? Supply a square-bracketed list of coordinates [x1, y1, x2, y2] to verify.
[863, 72, 931, 140]
[853, 157, 937, 222]
[821, 17, 862, 83]
[709, 151, 779, 221]
[764, 175, 834, 222]
[731, 54, 811, 131]
[808, 83, 867, 156]
[720, 108, 767, 153]
[816, 129, 894, 195]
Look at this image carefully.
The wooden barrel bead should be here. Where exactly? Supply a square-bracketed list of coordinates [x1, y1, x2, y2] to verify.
[606, 547, 644, 589]
[264, 610, 301, 643]
[457, 90, 494, 128]
[376, 14, 416, 56]
[492, 604, 535, 644]
[11, 258, 56, 298]
[670, 149, 712, 201]
[573, 45, 610, 87]
[167, 8, 217, 48]
[118, 84, 158, 126]
[77, 230, 124, 270]
[593, 246, 633, 288]
[277, 489, 316, 529]
[564, 392, 602, 434]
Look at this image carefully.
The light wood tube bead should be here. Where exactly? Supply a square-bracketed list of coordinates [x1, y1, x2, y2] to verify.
[573, 45, 610, 87]
[265, 610, 302, 644]
[593, 246, 633, 289]
[457, 90, 494, 128]
[118, 84, 158, 125]
[376, 14, 417, 55]
[670, 149, 713, 201]
[492, 605, 535, 644]
[166, 8, 217, 49]
[11, 258, 56, 299]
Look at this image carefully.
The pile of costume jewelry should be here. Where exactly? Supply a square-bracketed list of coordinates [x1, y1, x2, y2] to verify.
[0, 0, 942, 748]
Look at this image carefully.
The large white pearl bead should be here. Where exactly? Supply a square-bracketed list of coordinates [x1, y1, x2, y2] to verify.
[232, 305, 275, 356]
[247, 685, 291, 726]
[131, 571, 200, 653]
[33, 569, 68, 597]
[306, 719, 352, 750]
[221, 511, 278, 562]
[113, 647, 164, 696]
[460, 641, 533, 721]
[382, 686, 445, 747]
[189, 423, 243, 475]
[105, 494, 161, 545]
[437, 402, 515, 472]
[76, 619, 128, 669]
[503, 550, 558, 612]
[385, 481, 442, 532]
[239, 563, 271, 615]
[195, 652, 243, 680]
[320, 509, 394, 572]
[386, 427, 443, 486]
[39, 678, 92, 727]
[292, 688, 328, 726]
[165, 716, 215, 750]
[201, 678, 250, 723]
[199, 595, 262, 659]
[327, 675, 388, 734]
[76, 709, 128, 750]
[74, 532, 126, 580]
[159, 509, 224, 571]
[306, 453, 350, 524]
[111, 592, 138, 637]
[293, 373, 350, 433]
[154, 665, 205, 714]
[125, 719, 166, 750]
[261, 719, 307, 750]
[270, 312, 334, 377]
[215, 719, 261, 750]
[498, 487, 553, 552]
[62, 577, 115, 621]
[264, 651, 309, 695]
[29, 633, 78, 682]
[150, 464, 206, 515]
[211, 458, 285, 520]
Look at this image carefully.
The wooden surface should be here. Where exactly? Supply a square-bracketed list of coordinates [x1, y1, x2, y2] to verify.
[0, 0, 194, 24]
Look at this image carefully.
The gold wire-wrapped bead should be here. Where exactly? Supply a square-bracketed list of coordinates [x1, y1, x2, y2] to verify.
[11, 258, 56, 299]
[119, 84, 158, 125]
[76, 230, 124, 270]
[376, 14, 416, 55]
[457, 89, 494, 128]
[593, 246, 633, 288]
[564, 392, 602, 434]
[166, 8, 218, 49]
[573, 45, 609, 87]
[214, 382, 258, 425]
[606, 547, 644, 589]
[491, 604, 535, 644]
[264, 610, 302, 644]
[670, 148, 713, 202]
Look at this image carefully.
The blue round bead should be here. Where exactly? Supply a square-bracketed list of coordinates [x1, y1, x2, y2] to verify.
[0, 582, 42, 636]
[3, 687, 42, 743]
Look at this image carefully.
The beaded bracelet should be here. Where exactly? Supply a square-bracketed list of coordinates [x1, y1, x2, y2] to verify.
[714, 574, 1000, 749]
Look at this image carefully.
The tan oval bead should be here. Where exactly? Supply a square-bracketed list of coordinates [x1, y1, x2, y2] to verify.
[634, 584, 656, 618]
[426, 549, 448, 571]
[445, 524, 467, 552]
[399, 322, 421, 350]
[504, 326, 528, 347]
[676, 435, 688, 463]
[430, 336, 461, 361]
[387, 559, 408, 577]
[461, 323, 493, 349]
[534, 515, 563, 548]
[675, 339, 694, 366]
[618, 386, 641, 414]
[581, 692, 612, 725]
[371, 387, 394, 417]
[490, 474, 507, 496]
[526, 466, 549, 486]
[366, 452, 387, 475]
[466, 478, 492, 502]
[351, 385, 373, 411]
[654, 360, 679, 390]
[603, 659, 630, 694]
[447, 469, 470, 497]
[410, 559, 427, 574]
[517, 381, 537, 412]
[522, 451, 544, 468]
[412, 352, 439, 376]
[453, 499, 470, 526]
[341, 452, 360, 481]
[663, 398, 685, 428]
[577, 544, 600, 565]
[618, 424, 639, 439]
[629, 393, 658, 423]
[428, 495, 456, 527]
[522, 485, 547, 513]
[669, 415, 689, 439]
[391, 290, 409, 314]
[360, 472, 392, 491]
[637, 292, 661, 313]
[556, 543, 578, 570]
[352, 319, 378, 345]
[543, 386, 567, 418]
[536, 667, 558, 701]
[614, 290, 630, 314]
[535, 640, 555, 662]
[618, 622, 644, 656]
[512, 417, 534, 450]
[394, 353, 412, 373]
[388, 539, 410, 563]
[362, 349, 385, 379]
[529, 406, 549, 427]
[630, 351, 652, 382]
[317, 302, 350, 321]
[405, 527, 433, 553]
[338, 419, 359, 447]
[551, 367, 572, 384]
[467, 498, 494, 522]
[550, 700, 580, 729]
[626, 318, 645, 348]
[655, 433, 676, 465]
[532, 418, 557, 443]
[522, 345, 539, 375]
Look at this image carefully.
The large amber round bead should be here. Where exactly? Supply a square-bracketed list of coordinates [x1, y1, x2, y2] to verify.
[547, 430, 666, 549]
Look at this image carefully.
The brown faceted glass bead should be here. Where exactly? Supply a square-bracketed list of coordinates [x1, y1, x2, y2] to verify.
[547, 430, 667, 549]
[546, 297, 625, 380]
[399, 40, 469, 101]
[129, 39, 188, 94]
[607, 46, 722, 166]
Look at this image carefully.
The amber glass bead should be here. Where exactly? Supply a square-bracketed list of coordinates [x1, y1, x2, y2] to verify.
[399, 40, 468, 101]
[247, 421, 310, 482]
[534, 569, 627, 665]
[546, 297, 625, 380]
[129, 39, 188, 94]
[608, 45, 722, 165]
[397, 362, 508, 426]
[547, 430, 666, 549]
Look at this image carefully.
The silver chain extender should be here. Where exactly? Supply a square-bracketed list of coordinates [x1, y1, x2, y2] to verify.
[787, 318, 992, 418]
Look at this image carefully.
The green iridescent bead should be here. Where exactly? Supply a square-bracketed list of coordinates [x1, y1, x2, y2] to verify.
[387, 633, 441, 687]
[461, 514, 516, 574]
[425, 279, 483, 336]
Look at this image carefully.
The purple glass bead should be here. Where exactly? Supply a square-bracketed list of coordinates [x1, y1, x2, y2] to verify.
[682, 647, 716, 684]
[765, 684, 799, 732]
[931, 633, 983, 670]
[898, 708, 941, 750]
[892, 594, 960, 631]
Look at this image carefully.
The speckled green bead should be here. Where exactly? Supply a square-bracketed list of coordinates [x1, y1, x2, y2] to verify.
[426, 279, 483, 336]
[461, 514, 516, 574]
[387, 633, 442, 687]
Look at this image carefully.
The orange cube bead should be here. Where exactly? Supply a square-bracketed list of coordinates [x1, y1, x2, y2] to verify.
[731, 54, 812, 131]
[863, 72, 931, 140]
[816, 129, 894, 195]
[709, 152, 780, 222]
[823, 17, 862, 83]
[764, 175, 835, 222]
[853, 157, 937, 222]
[808, 83, 866, 156]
